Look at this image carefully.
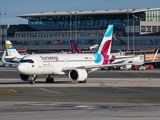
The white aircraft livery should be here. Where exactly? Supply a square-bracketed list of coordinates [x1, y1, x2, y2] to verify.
[5, 40, 26, 62]
[17, 25, 128, 84]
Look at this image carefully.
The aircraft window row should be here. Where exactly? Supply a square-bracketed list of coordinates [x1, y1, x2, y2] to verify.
[21, 59, 34, 63]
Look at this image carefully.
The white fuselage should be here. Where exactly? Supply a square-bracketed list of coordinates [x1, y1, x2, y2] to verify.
[17, 53, 107, 75]
[111, 55, 144, 66]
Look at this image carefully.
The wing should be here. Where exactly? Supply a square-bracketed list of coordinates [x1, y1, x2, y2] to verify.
[62, 55, 137, 72]
[62, 62, 133, 72]
[5, 56, 17, 59]
[1, 50, 18, 66]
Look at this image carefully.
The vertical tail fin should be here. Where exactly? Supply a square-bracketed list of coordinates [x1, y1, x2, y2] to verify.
[71, 40, 82, 53]
[6, 40, 20, 56]
[97, 25, 114, 55]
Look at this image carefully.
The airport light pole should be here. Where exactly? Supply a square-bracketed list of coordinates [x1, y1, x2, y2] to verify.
[132, 9, 134, 55]
[0, 10, 2, 50]
[70, 8, 72, 52]
[4, 9, 7, 43]
[127, 7, 129, 50]
[75, 8, 77, 43]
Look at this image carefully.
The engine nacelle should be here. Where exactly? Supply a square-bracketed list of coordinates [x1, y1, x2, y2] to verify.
[122, 65, 132, 70]
[20, 73, 37, 81]
[68, 69, 88, 82]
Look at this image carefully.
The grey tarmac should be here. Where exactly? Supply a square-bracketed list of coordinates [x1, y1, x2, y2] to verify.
[0, 67, 160, 120]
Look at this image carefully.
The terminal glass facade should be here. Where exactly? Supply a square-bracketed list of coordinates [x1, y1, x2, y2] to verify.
[28, 13, 143, 31]
[145, 10, 160, 21]
[28, 10, 160, 32]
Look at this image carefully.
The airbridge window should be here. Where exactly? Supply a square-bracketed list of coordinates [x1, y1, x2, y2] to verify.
[21, 59, 34, 63]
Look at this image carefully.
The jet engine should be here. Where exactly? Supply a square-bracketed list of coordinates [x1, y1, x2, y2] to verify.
[20, 73, 37, 83]
[68, 69, 88, 82]
[122, 65, 132, 70]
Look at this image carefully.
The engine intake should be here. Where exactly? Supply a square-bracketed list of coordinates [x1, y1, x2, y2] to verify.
[69, 69, 88, 82]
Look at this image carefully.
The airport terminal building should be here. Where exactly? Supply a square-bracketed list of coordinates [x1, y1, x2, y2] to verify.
[1, 8, 160, 54]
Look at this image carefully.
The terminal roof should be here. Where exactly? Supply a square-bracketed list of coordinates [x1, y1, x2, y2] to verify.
[17, 8, 160, 18]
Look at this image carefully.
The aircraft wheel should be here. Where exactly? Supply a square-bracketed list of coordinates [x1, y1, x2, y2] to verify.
[50, 78, 54, 83]
[83, 79, 87, 83]
[29, 80, 34, 84]
[78, 80, 87, 83]
[46, 78, 50, 83]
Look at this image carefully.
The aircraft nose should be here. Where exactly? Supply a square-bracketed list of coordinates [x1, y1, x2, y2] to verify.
[17, 63, 29, 74]
[17, 63, 24, 73]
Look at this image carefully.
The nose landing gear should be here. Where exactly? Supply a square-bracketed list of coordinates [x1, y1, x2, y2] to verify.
[29, 75, 37, 84]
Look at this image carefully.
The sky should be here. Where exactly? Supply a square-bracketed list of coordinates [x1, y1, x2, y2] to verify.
[1, 0, 160, 25]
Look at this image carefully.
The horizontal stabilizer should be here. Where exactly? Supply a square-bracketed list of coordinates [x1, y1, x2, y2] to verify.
[5, 56, 17, 59]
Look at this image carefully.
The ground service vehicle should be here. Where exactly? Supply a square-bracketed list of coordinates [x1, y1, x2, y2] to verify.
[145, 64, 154, 69]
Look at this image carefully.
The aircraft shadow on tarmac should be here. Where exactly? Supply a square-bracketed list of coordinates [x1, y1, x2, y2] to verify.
[0, 80, 73, 84]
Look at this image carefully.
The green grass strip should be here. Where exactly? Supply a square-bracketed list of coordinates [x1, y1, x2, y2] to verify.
[0, 88, 20, 93]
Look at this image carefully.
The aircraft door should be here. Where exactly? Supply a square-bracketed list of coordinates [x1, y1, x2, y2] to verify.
[36, 56, 43, 73]
[64, 58, 69, 65]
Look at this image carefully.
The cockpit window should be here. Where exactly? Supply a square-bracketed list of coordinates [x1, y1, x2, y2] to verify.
[20, 59, 34, 63]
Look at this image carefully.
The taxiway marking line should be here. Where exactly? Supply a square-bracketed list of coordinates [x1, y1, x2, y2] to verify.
[135, 73, 152, 81]
[40, 88, 61, 94]
[114, 87, 160, 95]
[134, 73, 144, 78]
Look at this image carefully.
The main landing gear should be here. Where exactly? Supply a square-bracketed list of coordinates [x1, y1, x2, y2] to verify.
[78, 79, 87, 83]
[46, 75, 54, 83]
